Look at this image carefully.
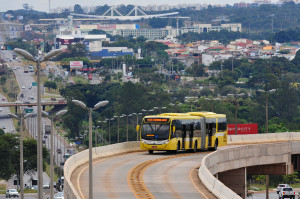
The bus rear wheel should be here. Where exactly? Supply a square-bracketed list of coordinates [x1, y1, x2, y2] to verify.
[148, 150, 154, 154]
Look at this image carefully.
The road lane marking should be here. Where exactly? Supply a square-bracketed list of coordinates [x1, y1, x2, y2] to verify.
[127, 153, 193, 199]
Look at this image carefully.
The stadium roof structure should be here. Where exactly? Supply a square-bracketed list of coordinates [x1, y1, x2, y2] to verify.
[70, 5, 179, 21]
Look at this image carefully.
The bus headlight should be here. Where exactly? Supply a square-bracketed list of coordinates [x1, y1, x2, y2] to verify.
[162, 140, 169, 144]
[141, 140, 146, 144]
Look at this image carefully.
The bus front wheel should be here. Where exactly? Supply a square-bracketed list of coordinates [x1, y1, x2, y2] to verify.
[193, 141, 198, 153]
[172, 142, 180, 154]
[148, 150, 154, 154]
[212, 140, 218, 151]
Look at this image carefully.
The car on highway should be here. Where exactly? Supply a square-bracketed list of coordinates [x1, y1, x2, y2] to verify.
[2, 97, 6, 101]
[13, 67, 17, 70]
[31, 185, 38, 190]
[0, 108, 2, 112]
[43, 184, 50, 189]
[21, 86, 25, 89]
[54, 192, 64, 199]
[57, 148, 62, 154]
[278, 187, 295, 199]
[6, 188, 20, 198]
[277, 184, 290, 194]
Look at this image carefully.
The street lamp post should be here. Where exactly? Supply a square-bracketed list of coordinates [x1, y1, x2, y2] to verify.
[204, 98, 221, 112]
[95, 126, 100, 146]
[227, 93, 245, 135]
[126, 114, 132, 142]
[14, 48, 63, 199]
[258, 89, 276, 133]
[98, 121, 106, 146]
[142, 109, 154, 115]
[132, 113, 142, 141]
[72, 100, 108, 199]
[113, 115, 124, 143]
[41, 109, 67, 199]
[9, 112, 34, 199]
[106, 118, 114, 144]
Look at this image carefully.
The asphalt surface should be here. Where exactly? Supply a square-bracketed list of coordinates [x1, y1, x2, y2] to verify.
[74, 150, 215, 199]
[0, 93, 15, 133]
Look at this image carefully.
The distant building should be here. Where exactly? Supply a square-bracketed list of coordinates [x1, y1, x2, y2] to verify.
[0, 21, 23, 43]
[181, 23, 242, 34]
[89, 47, 134, 61]
[55, 34, 109, 50]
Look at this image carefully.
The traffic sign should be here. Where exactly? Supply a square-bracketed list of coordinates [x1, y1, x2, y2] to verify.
[32, 82, 37, 86]
[25, 108, 33, 113]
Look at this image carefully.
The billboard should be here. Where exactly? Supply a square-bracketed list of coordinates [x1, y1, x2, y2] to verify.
[70, 61, 83, 69]
[227, 123, 258, 135]
[97, 24, 116, 29]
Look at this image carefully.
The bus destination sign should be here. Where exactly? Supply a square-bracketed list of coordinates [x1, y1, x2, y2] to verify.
[145, 118, 169, 123]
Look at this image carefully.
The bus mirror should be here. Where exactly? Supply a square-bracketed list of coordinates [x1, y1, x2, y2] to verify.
[136, 125, 140, 132]
[172, 126, 176, 133]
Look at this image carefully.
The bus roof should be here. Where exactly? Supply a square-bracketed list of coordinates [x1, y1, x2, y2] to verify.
[143, 112, 225, 120]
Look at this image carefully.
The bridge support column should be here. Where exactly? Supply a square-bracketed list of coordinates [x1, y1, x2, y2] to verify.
[42, 105, 45, 111]
[218, 167, 246, 199]
[15, 106, 18, 114]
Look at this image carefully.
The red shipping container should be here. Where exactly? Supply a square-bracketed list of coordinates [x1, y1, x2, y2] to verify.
[227, 123, 258, 135]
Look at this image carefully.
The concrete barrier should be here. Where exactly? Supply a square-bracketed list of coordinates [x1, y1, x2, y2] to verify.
[200, 132, 299, 199]
[64, 141, 140, 199]
[228, 132, 300, 145]
[65, 132, 300, 199]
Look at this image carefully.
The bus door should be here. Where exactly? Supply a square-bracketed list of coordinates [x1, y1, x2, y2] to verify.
[182, 124, 186, 149]
[189, 124, 194, 149]
[208, 123, 213, 147]
[200, 118, 206, 150]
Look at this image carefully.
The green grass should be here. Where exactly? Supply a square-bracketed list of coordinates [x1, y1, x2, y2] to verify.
[238, 78, 249, 83]
[72, 76, 89, 84]
[46, 163, 59, 183]
[24, 189, 37, 193]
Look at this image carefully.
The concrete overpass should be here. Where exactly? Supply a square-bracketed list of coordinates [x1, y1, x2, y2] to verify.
[64, 132, 300, 199]
[0, 101, 67, 114]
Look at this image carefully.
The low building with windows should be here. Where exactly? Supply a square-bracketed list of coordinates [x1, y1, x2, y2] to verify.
[55, 34, 109, 50]
[181, 23, 242, 34]
[0, 21, 23, 43]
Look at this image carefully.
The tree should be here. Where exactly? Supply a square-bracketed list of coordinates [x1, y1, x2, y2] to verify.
[149, 18, 168, 28]
[74, 4, 84, 13]
[0, 134, 49, 181]
[186, 64, 205, 77]
[54, 43, 88, 61]
[44, 81, 57, 91]
[88, 29, 107, 35]
[22, 3, 33, 11]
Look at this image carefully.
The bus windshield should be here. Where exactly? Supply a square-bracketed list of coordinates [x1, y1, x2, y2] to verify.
[141, 123, 170, 140]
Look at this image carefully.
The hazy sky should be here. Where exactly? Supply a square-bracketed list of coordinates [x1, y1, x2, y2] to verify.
[0, 0, 277, 13]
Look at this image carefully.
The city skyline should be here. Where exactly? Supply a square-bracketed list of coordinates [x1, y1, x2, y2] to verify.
[0, 0, 278, 13]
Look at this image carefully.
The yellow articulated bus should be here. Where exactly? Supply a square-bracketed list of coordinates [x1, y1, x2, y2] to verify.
[136, 112, 227, 154]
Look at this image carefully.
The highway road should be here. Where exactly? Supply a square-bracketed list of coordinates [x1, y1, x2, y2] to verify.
[11, 60, 71, 170]
[0, 93, 15, 133]
[0, 51, 72, 187]
[73, 150, 216, 199]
